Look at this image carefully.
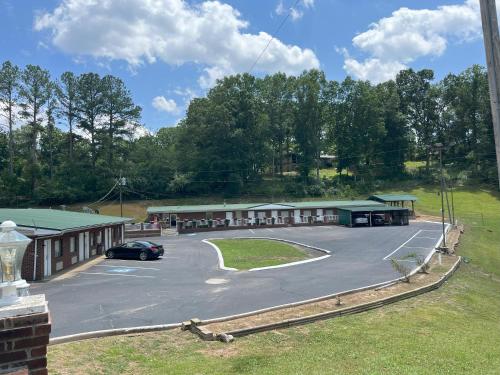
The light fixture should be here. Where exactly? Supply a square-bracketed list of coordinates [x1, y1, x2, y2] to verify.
[0, 220, 32, 306]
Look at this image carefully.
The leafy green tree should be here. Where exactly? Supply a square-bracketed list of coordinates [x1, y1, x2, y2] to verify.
[101, 75, 142, 169]
[76, 73, 103, 173]
[18, 65, 52, 197]
[260, 73, 295, 176]
[56, 71, 79, 160]
[294, 70, 326, 180]
[0, 61, 20, 176]
[376, 80, 408, 177]
[396, 69, 438, 173]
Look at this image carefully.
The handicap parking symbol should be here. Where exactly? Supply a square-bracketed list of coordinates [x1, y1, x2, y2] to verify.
[107, 268, 135, 273]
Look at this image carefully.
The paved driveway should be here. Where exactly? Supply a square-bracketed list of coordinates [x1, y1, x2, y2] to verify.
[32, 221, 444, 337]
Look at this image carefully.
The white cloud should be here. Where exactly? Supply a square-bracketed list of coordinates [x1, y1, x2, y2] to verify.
[341, 0, 482, 83]
[152, 96, 179, 114]
[275, 0, 314, 21]
[35, 0, 319, 88]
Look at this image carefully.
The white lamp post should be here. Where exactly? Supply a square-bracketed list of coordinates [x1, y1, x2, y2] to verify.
[0, 220, 31, 306]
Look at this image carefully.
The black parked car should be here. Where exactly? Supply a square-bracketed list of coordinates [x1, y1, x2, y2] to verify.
[105, 241, 164, 261]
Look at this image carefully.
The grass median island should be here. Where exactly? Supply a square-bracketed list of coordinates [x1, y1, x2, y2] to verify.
[209, 239, 314, 270]
[49, 188, 500, 374]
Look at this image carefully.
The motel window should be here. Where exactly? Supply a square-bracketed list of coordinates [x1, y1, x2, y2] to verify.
[54, 239, 63, 258]
[90, 233, 95, 247]
[280, 211, 289, 217]
[235, 211, 242, 219]
[206, 212, 213, 220]
[70, 237, 75, 252]
[97, 232, 102, 244]
[303, 210, 312, 217]
[326, 209, 333, 216]
[257, 212, 266, 219]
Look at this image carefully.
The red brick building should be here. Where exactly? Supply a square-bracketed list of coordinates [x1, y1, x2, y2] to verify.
[0, 209, 131, 281]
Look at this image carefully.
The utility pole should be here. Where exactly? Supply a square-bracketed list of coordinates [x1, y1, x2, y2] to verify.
[119, 174, 126, 217]
[435, 143, 447, 248]
[480, 0, 500, 190]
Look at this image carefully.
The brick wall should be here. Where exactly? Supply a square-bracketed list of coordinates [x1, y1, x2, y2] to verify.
[0, 311, 50, 375]
[21, 224, 123, 281]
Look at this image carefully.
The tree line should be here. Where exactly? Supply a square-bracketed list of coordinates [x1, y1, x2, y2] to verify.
[0, 60, 497, 206]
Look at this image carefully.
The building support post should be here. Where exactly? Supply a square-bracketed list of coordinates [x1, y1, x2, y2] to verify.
[480, 0, 500, 190]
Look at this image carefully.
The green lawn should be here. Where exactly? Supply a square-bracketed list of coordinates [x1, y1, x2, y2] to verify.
[405, 160, 427, 171]
[209, 239, 312, 270]
[49, 187, 500, 374]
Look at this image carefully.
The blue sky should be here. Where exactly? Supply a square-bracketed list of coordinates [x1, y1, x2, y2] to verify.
[0, 0, 487, 132]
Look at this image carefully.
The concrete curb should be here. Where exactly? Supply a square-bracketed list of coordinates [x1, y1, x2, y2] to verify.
[221, 256, 462, 338]
[49, 323, 182, 346]
[201, 239, 238, 271]
[202, 237, 331, 272]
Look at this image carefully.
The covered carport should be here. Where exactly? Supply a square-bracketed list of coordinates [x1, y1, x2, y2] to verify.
[368, 194, 417, 218]
[338, 206, 410, 227]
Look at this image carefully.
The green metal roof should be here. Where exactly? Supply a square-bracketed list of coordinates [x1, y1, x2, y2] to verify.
[147, 203, 261, 214]
[338, 205, 409, 213]
[0, 209, 131, 231]
[288, 200, 384, 209]
[147, 200, 385, 214]
[368, 194, 418, 202]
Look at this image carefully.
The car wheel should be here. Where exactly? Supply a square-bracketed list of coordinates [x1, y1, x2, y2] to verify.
[139, 251, 148, 261]
[106, 250, 115, 259]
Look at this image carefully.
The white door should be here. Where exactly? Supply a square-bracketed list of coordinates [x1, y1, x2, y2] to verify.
[317, 209, 323, 222]
[294, 209, 301, 223]
[43, 239, 52, 277]
[271, 210, 278, 220]
[84, 232, 90, 259]
[107, 228, 112, 248]
[78, 233, 84, 261]
[104, 229, 108, 251]
[225, 211, 233, 225]
[248, 210, 255, 224]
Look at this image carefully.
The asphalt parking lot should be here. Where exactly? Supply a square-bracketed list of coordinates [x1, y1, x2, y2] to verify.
[32, 221, 445, 337]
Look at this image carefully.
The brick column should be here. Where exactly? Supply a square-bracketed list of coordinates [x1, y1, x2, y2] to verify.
[0, 295, 50, 375]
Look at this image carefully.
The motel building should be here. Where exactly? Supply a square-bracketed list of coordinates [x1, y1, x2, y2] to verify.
[147, 195, 415, 234]
[0, 209, 131, 281]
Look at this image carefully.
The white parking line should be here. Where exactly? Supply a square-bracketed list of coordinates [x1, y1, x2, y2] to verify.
[301, 227, 312, 230]
[415, 236, 439, 240]
[80, 272, 155, 278]
[283, 228, 292, 231]
[266, 228, 274, 232]
[95, 265, 159, 271]
[402, 246, 430, 250]
[249, 229, 255, 234]
[383, 230, 423, 260]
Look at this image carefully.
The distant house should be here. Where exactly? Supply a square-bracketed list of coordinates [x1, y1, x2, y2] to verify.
[0, 209, 131, 281]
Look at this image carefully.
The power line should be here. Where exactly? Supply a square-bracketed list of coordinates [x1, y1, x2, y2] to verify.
[248, 0, 302, 73]
[87, 180, 119, 207]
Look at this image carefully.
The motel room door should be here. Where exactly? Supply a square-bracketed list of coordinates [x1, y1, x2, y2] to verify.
[84, 232, 90, 259]
[78, 233, 85, 262]
[294, 209, 301, 223]
[43, 239, 52, 277]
